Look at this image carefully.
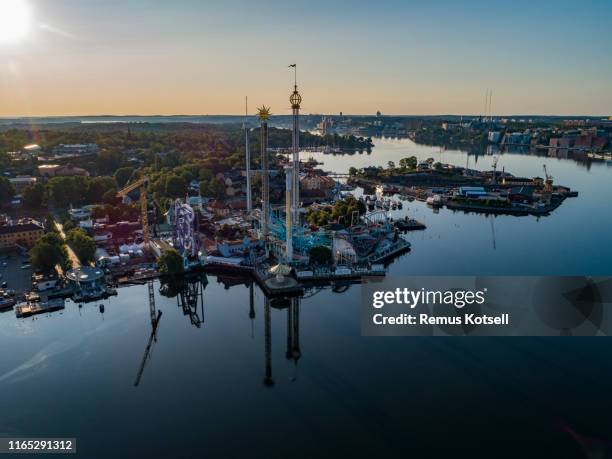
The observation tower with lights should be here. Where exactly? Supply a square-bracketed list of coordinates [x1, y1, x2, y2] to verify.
[289, 65, 302, 230]
[258, 105, 271, 244]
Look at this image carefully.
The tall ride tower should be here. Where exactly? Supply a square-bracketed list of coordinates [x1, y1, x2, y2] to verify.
[289, 64, 302, 229]
[244, 97, 252, 212]
[258, 106, 271, 243]
[284, 165, 293, 261]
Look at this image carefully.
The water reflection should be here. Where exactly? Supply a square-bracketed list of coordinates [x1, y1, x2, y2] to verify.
[134, 274, 306, 389]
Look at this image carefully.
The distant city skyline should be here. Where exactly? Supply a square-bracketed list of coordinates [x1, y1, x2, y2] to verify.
[0, 0, 611, 117]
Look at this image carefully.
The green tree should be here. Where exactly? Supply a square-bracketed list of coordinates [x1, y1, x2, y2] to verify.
[209, 177, 225, 199]
[102, 189, 120, 205]
[85, 176, 116, 204]
[96, 150, 122, 175]
[29, 232, 71, 273]
[399, 156, 418, 170]
[348, 167, 358, 176]
[0, 177, 15, 204]
[47, 176, 88, 207]
[165, 175, 187, 198]
[66, 228, 96, 265]
[22, 182, 46, 208]
[62, 219, 75, 233]
[44, 215, 58, 233]
[30, 241, 62, 274]
[157, 249, 184, 276]
[309, 246, 333, 267]
[114, 167, 135, 188]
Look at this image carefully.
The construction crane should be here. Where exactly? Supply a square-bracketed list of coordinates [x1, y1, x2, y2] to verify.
[543, 164, 554, 192]
[491, 155, 499, 185]
[117, 176, 150, 247]
[134, 280, 162, 387]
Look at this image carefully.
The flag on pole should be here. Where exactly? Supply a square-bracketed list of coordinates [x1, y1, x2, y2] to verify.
[288, 64, 296, 68]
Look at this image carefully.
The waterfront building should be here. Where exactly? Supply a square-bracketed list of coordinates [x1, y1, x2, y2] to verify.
[488, 131, 502, 143]
[32, 273, 59, 292]
[0, 222, 44, 249]
[65, 266, 106, 300]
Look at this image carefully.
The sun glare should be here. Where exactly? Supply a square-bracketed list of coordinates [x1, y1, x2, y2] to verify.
[0, 0, 31, 45]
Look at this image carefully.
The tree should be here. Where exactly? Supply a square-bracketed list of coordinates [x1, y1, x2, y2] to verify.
[85, 176, 116, 204]
[399, 156, 417, 170]
[62, 219, 75, 233]
[0, 177, 15, 204]
[29, 232, 71, 273]
[209, 177, 225, 199]
[66, 228, 96, 265]
[157, 249, 184, 276]
[47, 176, 88, 207]
[309, 246, 333, 267]
[102, 189, 120, 205]
[30, 241, 62, 273]
[22, 182, 46, 208]
[114, 167, 135, 188]
[387, 161, 395, 169]
[165, 175, 187, 199]
[44, 215, 58, 233]
[96, 150, 122, 175]
[348, 167, 358, 176]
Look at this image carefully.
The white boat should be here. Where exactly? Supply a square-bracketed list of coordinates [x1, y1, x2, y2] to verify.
[426, 194, 443, 207]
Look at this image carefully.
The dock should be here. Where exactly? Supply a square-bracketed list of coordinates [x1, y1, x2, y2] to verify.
[15, 298, 65, 318]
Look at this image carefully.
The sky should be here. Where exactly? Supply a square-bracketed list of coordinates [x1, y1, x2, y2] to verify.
[0, 0, 611, 117]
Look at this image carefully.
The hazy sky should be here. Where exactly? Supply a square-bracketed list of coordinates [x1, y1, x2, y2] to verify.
[0, 0, 611, 117]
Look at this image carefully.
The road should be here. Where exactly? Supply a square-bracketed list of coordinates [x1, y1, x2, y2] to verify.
[53, 220, 81, 270]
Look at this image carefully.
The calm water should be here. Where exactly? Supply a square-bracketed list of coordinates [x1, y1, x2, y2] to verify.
[1, 138, 611, 458]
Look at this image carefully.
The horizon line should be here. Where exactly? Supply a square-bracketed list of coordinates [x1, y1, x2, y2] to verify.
[1, 113, 610, 120]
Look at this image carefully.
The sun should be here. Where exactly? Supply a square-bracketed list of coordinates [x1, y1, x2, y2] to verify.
[0, 0, 31, 45]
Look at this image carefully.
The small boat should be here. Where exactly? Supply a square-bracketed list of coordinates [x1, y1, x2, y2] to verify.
[426, 194, 444, 207]
[0, 296, 16, 312]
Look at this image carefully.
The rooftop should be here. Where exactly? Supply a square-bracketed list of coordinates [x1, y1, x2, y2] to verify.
[66, 266, 104, 282]
[0, 223, 44, 235]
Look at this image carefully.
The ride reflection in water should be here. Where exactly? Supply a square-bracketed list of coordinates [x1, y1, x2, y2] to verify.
[134, 272, 305, 389]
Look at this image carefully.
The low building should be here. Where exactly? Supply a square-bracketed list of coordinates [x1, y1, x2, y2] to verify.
[9, 176, 37, 192]
[52, 144, 99, 157]
[300, 174, 335, 192]
[458, 187, 487, 198]
[32, 273, 59, 292]
[0, 222, 44, 249]
[68, 206, 92, 221]
[38, 164, 90, 178]
[65, 266, 106, 300]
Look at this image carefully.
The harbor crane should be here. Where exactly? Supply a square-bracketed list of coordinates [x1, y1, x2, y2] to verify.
[117, 176, 150, 247]
[543, 164, 554, 192]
